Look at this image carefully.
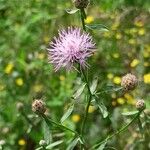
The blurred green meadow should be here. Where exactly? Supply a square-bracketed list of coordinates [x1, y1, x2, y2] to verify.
[0, 0, 150, 149]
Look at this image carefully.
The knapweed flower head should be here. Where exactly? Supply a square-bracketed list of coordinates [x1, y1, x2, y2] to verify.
[47, 27, 95, 71]
[32, 99, 46, 114]
[136, 99, 146, 111]
[73, 0, 89, 9]
[121, 73, 138, 91]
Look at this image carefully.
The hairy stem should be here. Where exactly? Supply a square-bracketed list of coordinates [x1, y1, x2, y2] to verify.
[91, 111, 142, 149]
[80, 68, 93, 137]
[80, 8, 86, 31]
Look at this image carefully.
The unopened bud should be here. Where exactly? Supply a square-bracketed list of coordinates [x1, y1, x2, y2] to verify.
[16, 102, 24, 112]
[32, 99, 46, 114]
[136, 99, 146, 111]
[39, 140, 47, 146]
[73, 0, 89, 9]
[121, 73, 138, 91]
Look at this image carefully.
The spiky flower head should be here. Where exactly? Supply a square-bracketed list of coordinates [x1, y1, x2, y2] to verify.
[47, 27, 95, 71]
[136, 99, 146, 111]
[32, 99, 46, 114]
[73, 0, 89, 9]
[121, 73, 138, 91]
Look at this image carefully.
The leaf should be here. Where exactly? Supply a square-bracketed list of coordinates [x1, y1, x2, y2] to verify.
[43, 119, 52, 145]
[122, 111, 139, 116]
[66, 9, 79, 14]
[90, 78, 98, 94]
[46, 140, 63, 149]
[96, 100, 108, 118]
[35, 147, 43, 150]
[73, 83, 86, 99]
[60, 104, 74, 123]
[85, 24, 109, 31]
[97, 141, 107, 150]
[66, 138, 79, 150]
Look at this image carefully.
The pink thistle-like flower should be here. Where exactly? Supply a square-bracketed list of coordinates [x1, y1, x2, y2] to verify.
[47, 27, 96, 71]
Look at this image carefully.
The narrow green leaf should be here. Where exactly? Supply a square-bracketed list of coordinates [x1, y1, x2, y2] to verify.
[90, 78, 98, 94]
[73, 83, 86, 99]
[60, 104, 74, 123]
[43, 119, 52, 145]
[97, 141, 107, 150]
[35, 147, 43, 150]
[96, 101, 108, 118]
[66, 9, 79, 14]
[122, 111, 139, 116]
[46, 140, 63, 149]
[85, 24, 109, 31]
[66, 138, 79, 150]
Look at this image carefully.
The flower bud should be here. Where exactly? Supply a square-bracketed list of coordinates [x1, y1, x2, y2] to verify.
[39, 140, 47, 146]
[73, 0, 89, 9]
[16, 102, 24, 112]
[136, 99, 146, 111]
[121, 73, 138, 91]
[32, 99, 46, 114]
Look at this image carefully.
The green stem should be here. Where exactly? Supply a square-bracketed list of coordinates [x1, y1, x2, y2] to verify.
[41, 114, 77, 135]
[81, 68, 93, 136]
[80, 8, 86, 31]
[137, 117, 144, 138]
[91, 111, 142, 149]
[21, 111, 35, 127]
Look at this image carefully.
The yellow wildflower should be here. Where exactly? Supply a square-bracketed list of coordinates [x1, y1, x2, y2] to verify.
[130, 59, 139, 67]
[15, 78, 24, 86]
[0, 84, 5, 91]
[111, 22, 120, 30]
[134, 20, 144, 27]
[88, 105, 96, 113]
[18, 139, 26, 146]
[59, 75, 65, 81]
[43, 36, 49, 43]
[144, 62, 149, 67]
[115, 33, 122, 40]
[103, 32, 111, 38]
[107, 73, 114, 79]
[84, 16, 94, 24]
[113, 76, 121, 84]
[117, 98, 125, 105]
[143, 73, 150, 84]
[143, 50, 149, 58]
[71, 114, 80, 123]
[113, 53, 120, 58]
[111, 93, 116, 99]
[129, 28, 138, 35]
[33, 84, 43, 92]
[128, 39, 136, 45]
[124, 93, 135, 105]
[37, 53, 45, 60]
[138, 28, 145, 36]
[4, 63, 14, 74]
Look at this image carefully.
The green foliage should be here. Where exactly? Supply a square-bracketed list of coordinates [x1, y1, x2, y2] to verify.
[0, 0, 150, 150]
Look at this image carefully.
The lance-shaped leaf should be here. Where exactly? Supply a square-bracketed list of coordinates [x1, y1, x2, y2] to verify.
[60, 104, 74, 123]
[66, 9, 79, 14]
[122, 111, 139, 116]
[97, 141, 107, 150]
[90, 78, 98, 94]
[43, 119, 52, 145]
[73, 83, 86, 99]
[46, 140, 63, 149]
[85, 24, 109, 31]
[96, 99, 108, 118]
[66, 138, 79, 150]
